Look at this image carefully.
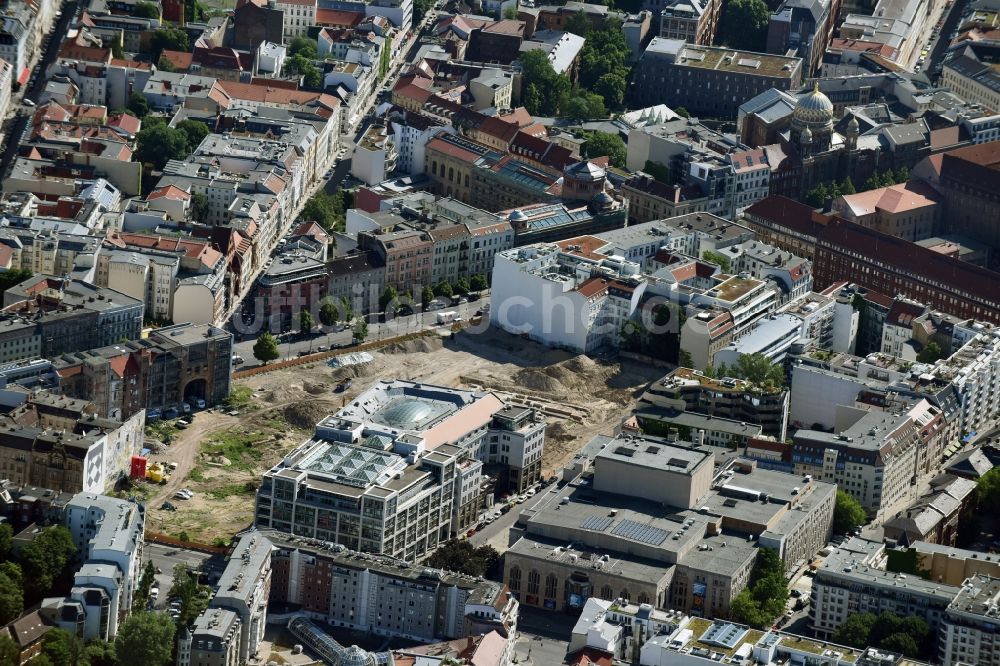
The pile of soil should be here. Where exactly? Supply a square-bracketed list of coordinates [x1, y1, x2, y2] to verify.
[383, 336, 443, 355]
[282, 400, 337, 429]
[303, 381, 328, 395]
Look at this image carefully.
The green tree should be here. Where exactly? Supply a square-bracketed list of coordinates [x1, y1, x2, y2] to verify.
[134, 560, 156, 611]
[435, 281, 453, 298]
[977, 467, 1000, 513]
[916, 341, 944, 363]
[518, 50, 570, 115]
[340, 297, 354, 322]
[841, 176, 857, 194]
[565, 10, 591, 36]
[0, 635, 20, 665]
[299, 310, 314, 333]
[284, 54, 323, 89]
[156, 55, 176, 72]
[895, 166, 909, 183]
[135, 125, 191, 170]
[352, 317, 368, 343]
[674, 106, 690, 118]
[0, 563, 23, 625]
[379, 286, 399, 313]
[425, 539, 500, 576]
[730, 353, 785, 388]
[41, 628, 86, 666]
[523, 83, 542, 116]
[299, 191, 347, 231]
[470, 274, 488, 292]
[702, 250, 731, 273]
[176, 119, 209, 151]
[319, 300, 339, 327]
[186, 0, 207, 22]
[288, 36, 318, 59]
[564, 96, 592, 121]
[833, 612, 877, 647]
[252, 332, 280, 365]
[127, 92, 149, 118]
[594, 72, 627, 109]
[115, 612, 175, 666]
[720, 0, 770, 51]
[729, 548, 788, 628]
[190, 192, 209, 222]
[805, 183, 830, 208]
[421, 286, 434, 309]
[880, 633, 919, 657]
[455, 276, 470, 295]
[0, 521, 12, 558]
[502, 4, 519, 18]
[83, 641, 117, 666]
[151, 27, 190, 61]
[21, 525, 76, 598]
[584, 131, 626, 168]
[132, 1, 159, 18]
[833, 489, 867, 533]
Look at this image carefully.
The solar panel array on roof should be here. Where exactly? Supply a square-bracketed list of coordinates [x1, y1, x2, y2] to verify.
[611, 519, 668, 545]
[580, 515, 614, 531]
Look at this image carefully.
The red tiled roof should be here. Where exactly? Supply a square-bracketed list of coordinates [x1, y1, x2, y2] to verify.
[160, 49, 195, 70]
[315, 8, 364, 25]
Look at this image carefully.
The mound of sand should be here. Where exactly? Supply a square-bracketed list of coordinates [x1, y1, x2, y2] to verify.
[514, 368, 565, 393]
[382, 336, 443, 355]
[303, 381, 328, 395]
[282, 401, 337, 429]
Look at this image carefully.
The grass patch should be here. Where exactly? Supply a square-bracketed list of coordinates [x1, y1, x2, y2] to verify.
[260, 416, 287, 430]
[146, 420, 179, 442]
[208, 483, 256, 500]
[224, 385, 255, 411]
[188, 467, 206, 482]
[201, 429, 270, 471]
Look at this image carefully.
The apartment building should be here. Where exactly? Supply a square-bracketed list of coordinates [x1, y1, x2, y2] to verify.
[255, 380, 545, 559]
[814, 218, 1000, 324]
[205, 532, 273, 664]
[932, 141, 1000, 250]
[57, 493, 145, 640]
[832, 180, 942, 243]
[659, 0, 721, 45]
[265, 529, 517, 642]
[54, 323, 233, 419]
[640, 367, 790, 440]
[632, 39, 802, 117]
[791, 400, 947, 519]
[180, 609, 242, 666]
[939, 575, 1000, 666]
[766, 0, 840, 76]
[506, 435, 835, 615]
[277, 0, 317, 38]
[0, 277, 143, 364]
[811, 538, 958, 640]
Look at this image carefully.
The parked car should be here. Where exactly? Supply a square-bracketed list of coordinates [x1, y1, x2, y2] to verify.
[181, 402, 192, 414]
[22, 98, 35, 107]
[163, 407, 178, 419]
[336, 378, 353, 393]
[194, 398, 206, 409]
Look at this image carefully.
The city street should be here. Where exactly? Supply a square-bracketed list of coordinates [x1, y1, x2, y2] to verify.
[512, 606, 575, 666]
[232, 297, 489, 366]
[141, 542, 225, 610]
[469, 486, 554, 551]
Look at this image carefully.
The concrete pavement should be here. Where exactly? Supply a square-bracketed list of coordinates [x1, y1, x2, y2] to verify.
[141, 542, 223, 609]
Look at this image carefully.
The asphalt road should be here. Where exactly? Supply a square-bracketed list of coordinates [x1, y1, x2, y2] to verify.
[512, 606, 576, 666]
[469, 486, 553, 550]
[926, 0, 969, 80]
[232, 297, 489, 366]
[141, 542, 223, 609]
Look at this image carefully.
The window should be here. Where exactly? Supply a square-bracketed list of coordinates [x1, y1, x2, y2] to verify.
[527, 570, 540, 595]
[508, 566, 521, 592]
[545, 574, 557, 599]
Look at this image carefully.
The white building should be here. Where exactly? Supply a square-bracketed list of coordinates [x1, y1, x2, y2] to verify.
[490, 243, 646, 354]
[62, 493, 145, 639]
[255, 42, 287, 78]
[208, 532, 273, 664]
[713, 312, 805, 368]
[277, 0, 317, 39]
[939, 575, 1000, 666]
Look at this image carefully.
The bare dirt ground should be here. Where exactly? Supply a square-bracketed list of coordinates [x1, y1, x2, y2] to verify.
[144, 327, 664, 544]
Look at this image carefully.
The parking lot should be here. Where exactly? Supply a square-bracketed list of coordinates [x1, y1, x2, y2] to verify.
[141, 542, 224, 611]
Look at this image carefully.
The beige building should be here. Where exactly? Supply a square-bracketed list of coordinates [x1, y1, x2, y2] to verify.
[832, 180, 941, 242]
[181, 609, 242, 666]
[622, 173, 710, 223]
[791, 399, 947, 520]
[506, 435, 835, 616]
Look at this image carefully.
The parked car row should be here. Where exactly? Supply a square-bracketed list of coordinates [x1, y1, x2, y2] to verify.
[147, 398, 207, 422]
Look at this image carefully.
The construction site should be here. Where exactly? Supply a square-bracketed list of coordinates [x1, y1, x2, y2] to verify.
[144, 327, 665, 545]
